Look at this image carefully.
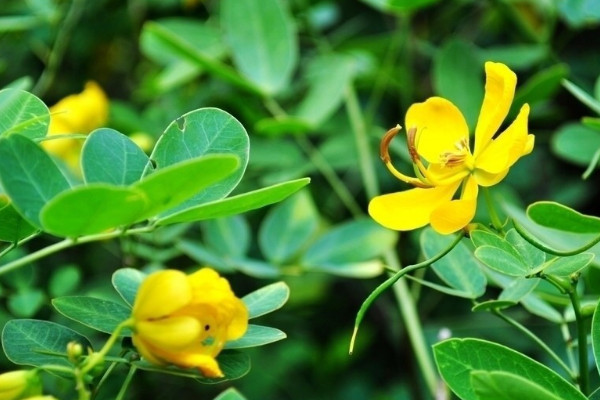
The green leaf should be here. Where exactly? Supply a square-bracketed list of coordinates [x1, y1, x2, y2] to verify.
[254, 117, 313, 136]
[202, 216, 250, 258]
[156, 178, 310, 225]
[471, 230, 524, 260]
[150, 108, 249, 209]
[259, 190, 319, 264]
[140, 18, 225, 66]
[133, 155, 239, 220]
[499, 277, 539, 302]
[231, 258, 280, 278]
[52, 296, 132, 335]
[421, 228, 486, 299]
[7, 289, 45, 317]
[133, 350, 250, 383]
[309, 260, 385, 278]
[470, 370, 564, 400]
[474, 246, 530, 277]
[294, 54, 356, 127]
[242, 281, 289, 319]
[0, 134, 70, 227]
[48, 265, 81, 297]
[434, 39, 483, 129]
[2, 319, 92, 368]
[514, 64, 569, 108]
[81, 128, 150, 185]
[434, 338, 585, 400]
[0, 89, 49, 139]
[0, 202, 37, 242]
[562, 79, 600, 114]
[112, 268, 146, 307]
[558, 0, 600, 28]
[552, 123, 600, 167]
[505, 229, 546, 268]
[40, 184, 148, 237]
[543, 253, 595, 276]
[528, 201, 600, 234]
[225, 324, 286, 349]
[406, 274, 480, 299]
[302, 219, 397, 268]
[221, 0, 298, 94]
[176, 240, 236, 273]
[214, 388, 248, 400]
[141, 22, 263, 95]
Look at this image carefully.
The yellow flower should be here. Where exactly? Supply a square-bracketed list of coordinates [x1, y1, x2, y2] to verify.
[0, 370, 41, 400]
[43, 81, 109, 171]
[130, 268, 248, 378]
[369, 62, 534, 234]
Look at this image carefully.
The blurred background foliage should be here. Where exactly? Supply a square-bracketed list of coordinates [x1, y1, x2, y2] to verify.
[1, 0, 600, 399]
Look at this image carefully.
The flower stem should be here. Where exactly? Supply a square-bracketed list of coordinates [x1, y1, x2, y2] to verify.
[567, 287, 589, 395]
[115, 365, 138, 400]
[0, 226, 154, 276]
[482, 187, 504, 233]
[345, 84, 379, 199]
[492, 309, 574, 380]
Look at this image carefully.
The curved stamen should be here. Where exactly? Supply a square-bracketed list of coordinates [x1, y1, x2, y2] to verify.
[380, 125, 432, 188]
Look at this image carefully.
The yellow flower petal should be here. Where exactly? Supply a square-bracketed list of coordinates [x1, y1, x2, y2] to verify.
[475, 104, 531, 174]
[135, 316, 201, 351]
[473, 168, 509, 187]
[405, 97, 469, 164]
[132, 270, 192, 320]
[430, 176, 479, 234]
[131, 336, 166, 366]
[48, 81, 108, 135]
[171, 353, 223, 378]
[473, 62, 517, 157]
[226, 298, 249, 340]
[368, 182, 461, 231]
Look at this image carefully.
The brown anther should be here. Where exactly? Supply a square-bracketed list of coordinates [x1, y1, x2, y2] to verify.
[406, 127, 419, 163]
[380, 125, 401, 164]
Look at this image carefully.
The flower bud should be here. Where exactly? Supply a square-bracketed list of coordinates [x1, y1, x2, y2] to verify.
[0, 370, 42, 400]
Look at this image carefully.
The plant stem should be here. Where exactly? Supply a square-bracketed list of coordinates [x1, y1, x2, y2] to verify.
[115, 365, 138, 400]
[0, 226, 153, 276]
[345, 84, 379, 199]
[33, 0, 86, 96]
[482, 187, 504, 233]
[567, 287, 589, 395]
[492, 309, 575, 380]
[345, 78, 441, 397]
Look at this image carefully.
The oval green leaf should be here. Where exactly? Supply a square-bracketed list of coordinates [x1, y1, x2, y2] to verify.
[0, 89, 49, 139]
[259, 190, 318, 265]
[82, 128, 150, 185]
[2, 319, 92, 368]
[0, 202, 37, 242]
[150, 108, 249, 210]
[52, 296, 132, 335]
[474, 245, 530, 277]
[528, 201, 600, 234]
[40, 184, 148, 237]
[471, 370, 564, 400]
[221, 0, 297, 94]
[434, 338, 586, 400]
[133, 154, 239, 220]
[224, 324, 286, 349]
[302, 218, 397, 267]
[156, 178, 310, 225]
[0, 134, 70, 227]
[422, 228, 486, 299]
[242, 281, 289, 319]
[112, 268, 146, 307]
[544, 253, 595, 277]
